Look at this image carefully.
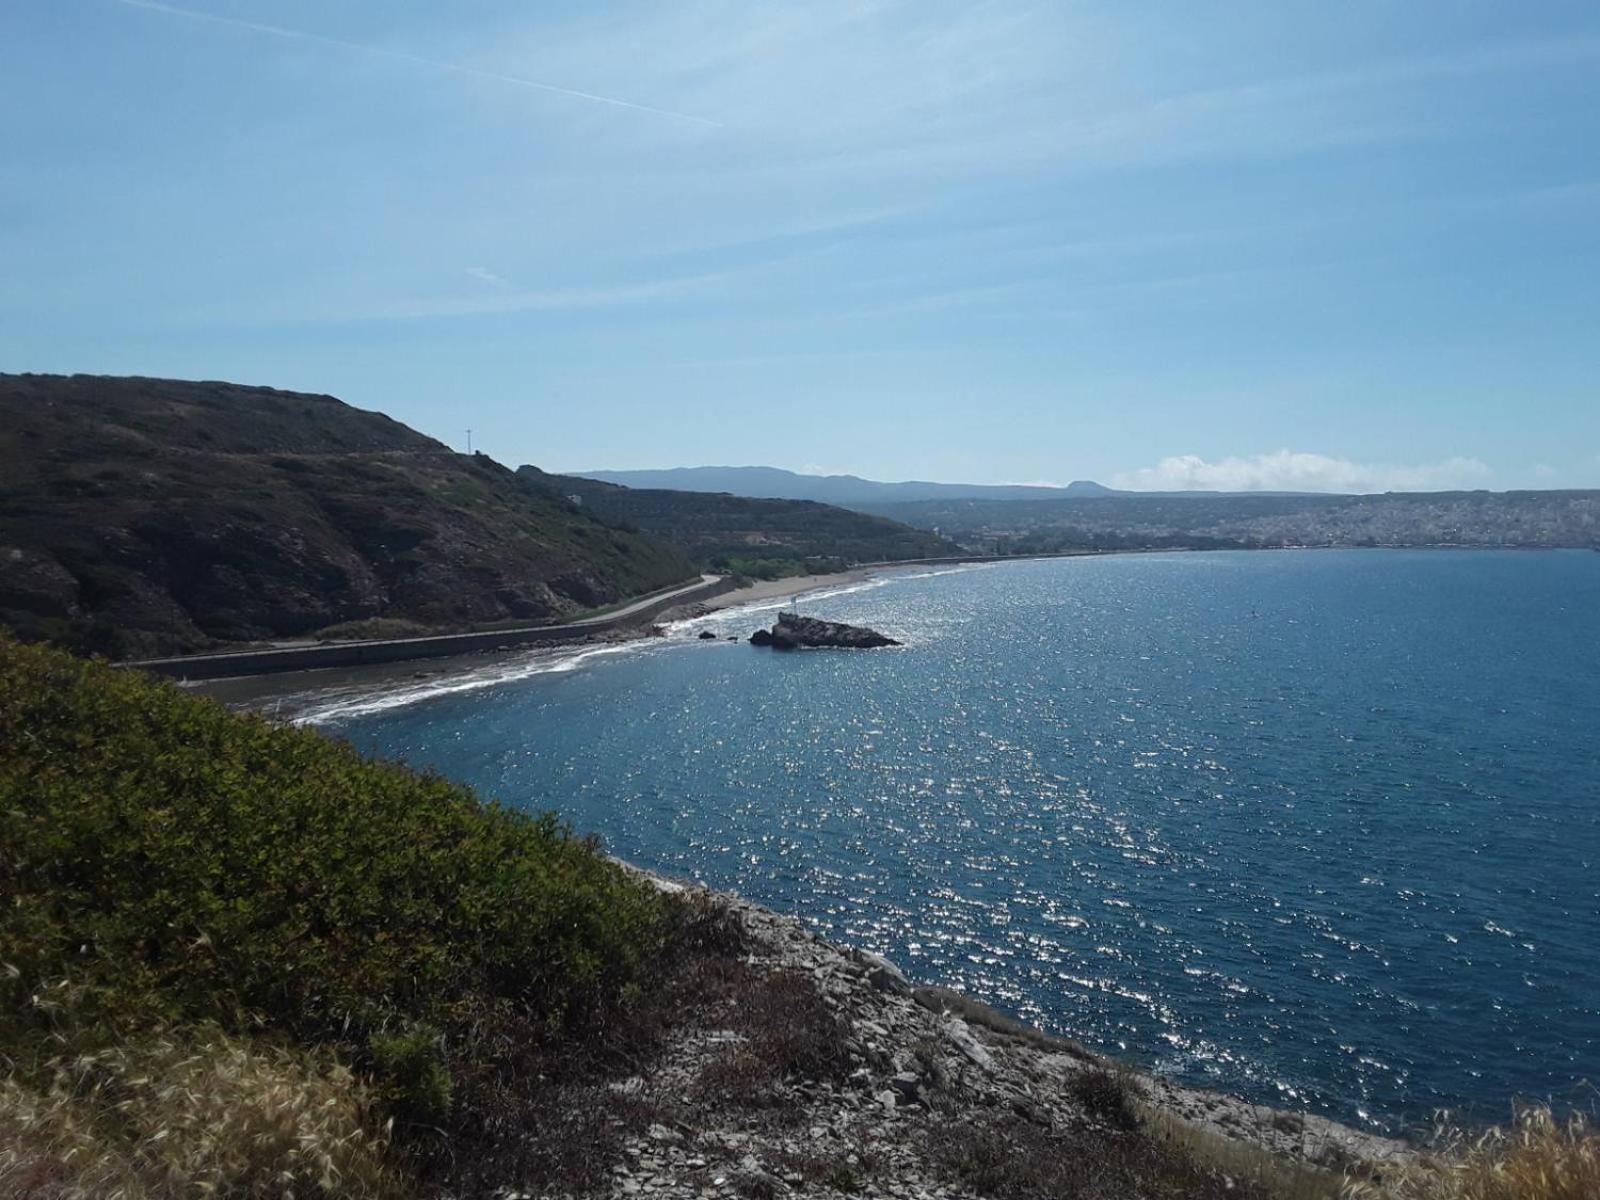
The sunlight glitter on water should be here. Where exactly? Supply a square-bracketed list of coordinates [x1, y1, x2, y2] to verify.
[334, 550, 1600, 1131]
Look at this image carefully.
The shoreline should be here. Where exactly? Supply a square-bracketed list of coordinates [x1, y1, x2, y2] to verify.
[192, 564, 896, 718]
[621, 861, 1417, 1186]
[696, 566, 882, 611]
[181, 545, 1557, 714]
[193, 554, 1435, 1149]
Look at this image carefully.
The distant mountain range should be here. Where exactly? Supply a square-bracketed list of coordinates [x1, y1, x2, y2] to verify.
[571, 466, 1119, 505]
[572, 464, 1600, 551]
[569, 465, 1342, 504]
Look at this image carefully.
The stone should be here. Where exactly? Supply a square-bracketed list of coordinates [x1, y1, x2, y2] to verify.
[943, 1016, 996, 1071]
[698, 629, 718, 639]
[849, 948, 913, 995]
[750, 611, 899, 650]
[891, 1071, 922, 1101]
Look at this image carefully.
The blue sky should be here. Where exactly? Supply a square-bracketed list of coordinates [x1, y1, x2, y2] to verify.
[3, 1, 1598, 490]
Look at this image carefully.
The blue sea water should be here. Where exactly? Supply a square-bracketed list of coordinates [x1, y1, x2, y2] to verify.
[328, 550, 1600, 1131]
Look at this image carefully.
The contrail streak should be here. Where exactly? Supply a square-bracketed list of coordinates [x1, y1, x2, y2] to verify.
[111, 0, 722, 127]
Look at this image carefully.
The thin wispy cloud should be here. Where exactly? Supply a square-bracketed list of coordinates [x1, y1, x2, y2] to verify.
[110, 0, 722, 127]
[288, 269, 733, 325]
[10, 3, 1596, 484]
[465, 267, 514, 290]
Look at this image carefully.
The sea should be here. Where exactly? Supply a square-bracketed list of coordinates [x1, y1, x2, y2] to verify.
[315, 549, 1600, 1132]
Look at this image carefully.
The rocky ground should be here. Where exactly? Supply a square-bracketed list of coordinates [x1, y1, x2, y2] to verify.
[535, 869, 1416, 1200]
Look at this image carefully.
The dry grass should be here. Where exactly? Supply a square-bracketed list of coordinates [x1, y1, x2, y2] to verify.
[929, 1064, 1348, 1200]
[692, 966, 855, 1107]
[1346, 1106, 1600, 1200]
[1142, 1109, 1347, 1200]
[0, 1027, 398, 1199]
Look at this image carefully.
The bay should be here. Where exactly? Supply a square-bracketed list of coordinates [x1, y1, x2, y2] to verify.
[331, 549, 1600, 1131]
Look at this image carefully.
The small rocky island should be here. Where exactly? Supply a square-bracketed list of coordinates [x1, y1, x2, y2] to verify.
[750, 610, 900, 649]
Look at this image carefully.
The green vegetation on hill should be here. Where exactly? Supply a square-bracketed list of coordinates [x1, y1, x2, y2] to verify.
[0, 638, 673, 1049]
[521, 466, 956, 577]
[0, 374, 696, 658]
[0, 637, 692, 1194]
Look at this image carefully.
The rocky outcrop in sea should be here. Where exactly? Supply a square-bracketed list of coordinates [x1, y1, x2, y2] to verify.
[751, 611, 900, 649]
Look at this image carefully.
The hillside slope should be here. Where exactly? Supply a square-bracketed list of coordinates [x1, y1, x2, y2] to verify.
[0, 374, 694, 657]
[522, 466, 957, 576]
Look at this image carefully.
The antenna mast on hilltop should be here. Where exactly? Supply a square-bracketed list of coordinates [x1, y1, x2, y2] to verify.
[466, 428, 473, 454]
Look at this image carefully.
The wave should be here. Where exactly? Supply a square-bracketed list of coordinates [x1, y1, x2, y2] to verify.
[306, 563, 984, 723]
[294, 640, 664, 726]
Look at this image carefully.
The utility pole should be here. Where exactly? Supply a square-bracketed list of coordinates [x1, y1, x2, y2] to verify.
[466, 428, 473, 455]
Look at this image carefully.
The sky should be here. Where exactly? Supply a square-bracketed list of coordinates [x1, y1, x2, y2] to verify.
[3, 1, 1598, 491]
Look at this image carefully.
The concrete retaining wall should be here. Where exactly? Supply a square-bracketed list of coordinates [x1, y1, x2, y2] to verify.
[126, 576, 739, 682]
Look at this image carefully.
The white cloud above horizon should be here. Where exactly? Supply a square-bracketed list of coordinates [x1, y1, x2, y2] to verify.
[1111, 450, 1494, 494]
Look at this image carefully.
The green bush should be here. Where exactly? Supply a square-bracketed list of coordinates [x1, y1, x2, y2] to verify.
[370, 1024, 453, 1126]
[0, 639, 675, 1101]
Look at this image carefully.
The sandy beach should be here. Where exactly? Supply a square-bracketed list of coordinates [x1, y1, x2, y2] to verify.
[192, 566, 887, 718]
[694, 567, 878, 611]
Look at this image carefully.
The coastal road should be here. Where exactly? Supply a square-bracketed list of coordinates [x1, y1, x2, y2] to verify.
[574, 573, 725, 626]
[125, 573, 736, 682]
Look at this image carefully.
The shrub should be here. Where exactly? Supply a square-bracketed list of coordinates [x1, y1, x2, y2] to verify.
[694, 967, 854, 1105]
[1069, 1065, 1141, 1132]
[370, 1024, 452, 1127]
[0, 638, 676, 1124]
[928, 1111, 1342, 1200]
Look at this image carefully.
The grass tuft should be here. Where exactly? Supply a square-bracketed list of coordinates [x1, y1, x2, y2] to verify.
[0, 1027, 397, 1199]
[1069, 1065, 1142, 1132]
[1346, 1106, 1600, 1200]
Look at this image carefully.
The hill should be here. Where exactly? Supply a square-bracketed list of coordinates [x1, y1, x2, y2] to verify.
[520, 466, 957, 578]
[857, 490, 1600, 552]
[571, 464, 1117, 506]
[0, 374, 695, 657]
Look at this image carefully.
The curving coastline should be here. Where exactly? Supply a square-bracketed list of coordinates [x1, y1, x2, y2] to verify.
[189, 566, 901, 717]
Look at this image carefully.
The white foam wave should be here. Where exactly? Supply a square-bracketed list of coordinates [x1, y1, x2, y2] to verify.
[295, 640, 659, 725]
[302, 563, 983, 722]
[665, 564, 986, 632]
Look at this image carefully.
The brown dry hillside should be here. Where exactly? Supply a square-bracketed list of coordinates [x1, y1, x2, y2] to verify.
[0, 374, 695, 657]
